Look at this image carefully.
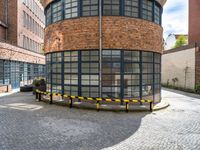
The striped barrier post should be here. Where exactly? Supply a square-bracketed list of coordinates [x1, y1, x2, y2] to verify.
[35, 90, 154, 112]
[50, 93, 53, 104]
[38, 92, 41, 101]
[96, 101, 100, 112]
[69, 97, 73, 108]
[35, 90, 38, 100]
[125, 102, 129, 113]
[150, 102, 153, 112]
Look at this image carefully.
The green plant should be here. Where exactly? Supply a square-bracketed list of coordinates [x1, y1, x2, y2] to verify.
[174, 35, 188, 48]
[172, 77, 178, 87]
[32, 79, 40, 87]
[195, 82, 200, 93]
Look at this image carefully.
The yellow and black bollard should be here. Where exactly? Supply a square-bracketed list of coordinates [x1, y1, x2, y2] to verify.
[150, 102, 153, 112]
[69, 97, 73, 108]
[125, 102, 129, 113]
[96, 101, 100, 112]
[38, 92, 41, 101]
[35, 90, 38, 100]
[50, 93, 53, 104]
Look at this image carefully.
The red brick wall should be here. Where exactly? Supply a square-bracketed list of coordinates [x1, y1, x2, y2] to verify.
[0, 42, 45, 64]
[189, 0, 200, 44]
[0, 85, 11, 93]
[0, 26, 6, 40]
[7, 0, 18, 44]
[44, 17, 163, 54]
[0, 0, 5, 22]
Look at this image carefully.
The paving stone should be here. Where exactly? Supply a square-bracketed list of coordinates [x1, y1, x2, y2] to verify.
[0, 89, 199, 150]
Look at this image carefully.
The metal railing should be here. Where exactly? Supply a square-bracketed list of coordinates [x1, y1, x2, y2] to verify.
[35, 90, 154, 112]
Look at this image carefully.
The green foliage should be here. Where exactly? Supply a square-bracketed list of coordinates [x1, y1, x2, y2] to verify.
[32, 78, 45, 87]
[174, 35, 188, 48]
[195, 82, 200, 93]
[172, 77, 178, 86]
[32, 79, 40, 87]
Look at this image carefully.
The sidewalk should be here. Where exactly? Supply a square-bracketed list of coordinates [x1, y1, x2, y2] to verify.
[0, 88, 20, 98]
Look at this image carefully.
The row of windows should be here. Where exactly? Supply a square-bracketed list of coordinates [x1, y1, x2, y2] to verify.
[46, 50, 161, 103]
[23, 35, 43, 53]
[23, 0, 45, 24]
[45, 0, 162, 26]
[0, 60, 45, 89]
[23, 11, 44, 39]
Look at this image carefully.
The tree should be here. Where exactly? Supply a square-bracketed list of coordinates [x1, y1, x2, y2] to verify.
[174, 35, 188, 48]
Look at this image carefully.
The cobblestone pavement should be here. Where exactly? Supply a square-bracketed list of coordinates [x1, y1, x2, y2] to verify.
[0, 89, 200, 150]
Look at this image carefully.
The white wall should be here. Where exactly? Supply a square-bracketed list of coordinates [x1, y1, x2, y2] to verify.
[162, 48, 196, 89]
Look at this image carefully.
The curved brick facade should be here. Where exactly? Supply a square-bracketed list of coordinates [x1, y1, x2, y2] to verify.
[44, 17, 163, 54]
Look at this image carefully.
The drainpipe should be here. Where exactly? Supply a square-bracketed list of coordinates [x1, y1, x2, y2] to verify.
[5, 0, 8, 41]
[195, 42, 197, 89]
[99, 0, 102, 98]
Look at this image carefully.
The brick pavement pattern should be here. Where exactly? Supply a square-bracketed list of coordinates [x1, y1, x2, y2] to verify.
[0, 89, 200, 150]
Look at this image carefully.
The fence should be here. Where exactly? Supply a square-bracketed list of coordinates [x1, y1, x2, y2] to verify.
[36, 90, 154, 112]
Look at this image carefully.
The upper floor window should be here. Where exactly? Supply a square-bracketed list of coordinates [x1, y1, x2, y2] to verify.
[64, 0, 78, 19]
[154, 4, 161, 24]
[82, 0, 98, 16]
[124, 0, 139, 18]
[52, 1, 62, 23]
[142, 0, 153, 21]
[46, 6, 51, 25]
[103, 0, 120, 16]
[45, 0, 162, 26]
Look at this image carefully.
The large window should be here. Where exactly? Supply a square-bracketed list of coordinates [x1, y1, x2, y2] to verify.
[142, 0, 153, 21]
[46, 50, 161, 102]
[64, 51, 79, 96]
[52, 1, 62, 23]
[103, 0, 120, 16]
[154, 4, 161, 24]
[124, 0, 139, 18]
[0, 59, 45, 89]
[102, 50, 121, 98]
[154, 53, 161, 102]
[82, 0, 98, 16]
[142, 52, 154, 97]
[45, 0, 162, 25]
[124, 51, 140, 98]
[0, 60, 3, 85]
[64, 0, 78, 19]
[46, 6, 52, 25]
[81, 50, 99, 97]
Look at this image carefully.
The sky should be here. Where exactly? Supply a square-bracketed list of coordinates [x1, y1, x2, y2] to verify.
[162, 0, 188, 39]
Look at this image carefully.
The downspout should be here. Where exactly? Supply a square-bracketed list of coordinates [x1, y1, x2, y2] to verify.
[195, 42, 197, 89]
[99, 0, 102, 98]
[5, 0, 8, 41]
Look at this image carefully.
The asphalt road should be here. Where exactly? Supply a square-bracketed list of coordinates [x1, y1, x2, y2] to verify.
[0, 88, 200, 150]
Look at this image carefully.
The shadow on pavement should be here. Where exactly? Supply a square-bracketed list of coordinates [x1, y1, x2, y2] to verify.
[0, 92, 149, 150]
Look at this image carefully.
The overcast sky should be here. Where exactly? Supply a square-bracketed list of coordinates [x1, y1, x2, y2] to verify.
[162, 0, 188, 39]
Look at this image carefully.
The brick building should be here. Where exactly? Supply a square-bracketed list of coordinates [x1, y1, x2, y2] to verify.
[0, 0, 45, 91]
[189, 0, 200, 45]
[41, 0, 167, 103]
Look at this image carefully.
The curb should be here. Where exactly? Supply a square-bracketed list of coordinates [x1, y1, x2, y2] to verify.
[0, 89, 20, 98]
[153, 101, 170, 111]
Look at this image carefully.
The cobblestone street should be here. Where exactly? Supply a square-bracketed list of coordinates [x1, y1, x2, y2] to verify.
[0, 88, 200, 150]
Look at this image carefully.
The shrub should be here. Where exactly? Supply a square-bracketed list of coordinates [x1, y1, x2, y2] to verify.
[195, 82, 200, 93]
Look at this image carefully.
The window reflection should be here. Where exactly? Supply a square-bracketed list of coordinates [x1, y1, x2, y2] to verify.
[46, 50, 161, 101]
